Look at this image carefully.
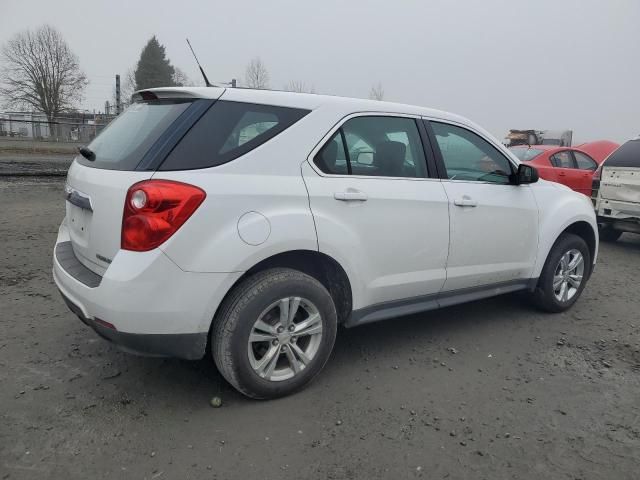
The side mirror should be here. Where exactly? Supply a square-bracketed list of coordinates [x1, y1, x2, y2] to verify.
[511, 163, 539, 185]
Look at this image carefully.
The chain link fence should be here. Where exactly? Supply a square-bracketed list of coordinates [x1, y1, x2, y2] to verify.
[0, 112, 118, 143]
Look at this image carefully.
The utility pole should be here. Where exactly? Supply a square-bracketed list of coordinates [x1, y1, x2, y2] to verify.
[115, 74, 121, 115]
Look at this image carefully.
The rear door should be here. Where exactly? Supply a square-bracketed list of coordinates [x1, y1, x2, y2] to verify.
[426, 120, 538, 291]
[302, 114, 450, 307]
[65, 93, 222, 274]
[572, 151, 598, 196]
[549, 150, 583, 192]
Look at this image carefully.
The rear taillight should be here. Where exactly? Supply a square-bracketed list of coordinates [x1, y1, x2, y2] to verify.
[121, 180, 206, 252]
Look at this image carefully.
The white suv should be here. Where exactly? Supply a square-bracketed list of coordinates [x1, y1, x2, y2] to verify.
[53, 87, 598, 398]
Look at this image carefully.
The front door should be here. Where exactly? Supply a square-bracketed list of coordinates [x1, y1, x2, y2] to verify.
[427, 120, 539, 292]
[302, 115, 450, 309]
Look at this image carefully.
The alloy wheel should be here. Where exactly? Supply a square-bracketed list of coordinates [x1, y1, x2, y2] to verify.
[553, 249, 585, 302]
[247, 297, 323, 382]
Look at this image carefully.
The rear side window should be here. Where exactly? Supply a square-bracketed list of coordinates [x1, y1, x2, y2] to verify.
[550, 151, 576, 169]
[574, 151, 597, 170]
[160, 101, 309, 171]
[313, 116, 428, 178]
[315, 133, 349, 175]
[78, 100, 192, 170]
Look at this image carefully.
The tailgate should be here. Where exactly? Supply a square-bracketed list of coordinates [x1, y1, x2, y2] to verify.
[65, 161, 152, 275]
[600, 167, 640, 203]
[61, 92, 224, 276]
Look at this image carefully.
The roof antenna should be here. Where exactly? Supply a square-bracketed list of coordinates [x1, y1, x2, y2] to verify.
[186, 38, 212, 87]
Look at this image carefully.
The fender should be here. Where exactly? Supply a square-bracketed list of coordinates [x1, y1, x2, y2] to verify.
[530, 180, 598, 278]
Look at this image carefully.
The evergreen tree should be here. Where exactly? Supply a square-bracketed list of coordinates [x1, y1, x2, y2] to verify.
[134, 36, 175, 90]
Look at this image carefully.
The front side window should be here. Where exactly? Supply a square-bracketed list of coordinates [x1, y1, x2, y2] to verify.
[550, 151, 575, 169]
[574, 151, 597, 170]
[161, 101, 309, 171]
[431, 122, 513, 184]
[313, 116, 428, 178]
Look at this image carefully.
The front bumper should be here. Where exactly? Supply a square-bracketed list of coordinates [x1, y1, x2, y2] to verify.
[53, 221, 242, 359]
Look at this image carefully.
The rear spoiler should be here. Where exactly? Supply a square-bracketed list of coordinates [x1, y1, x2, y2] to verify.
[132, 87, 225, 102]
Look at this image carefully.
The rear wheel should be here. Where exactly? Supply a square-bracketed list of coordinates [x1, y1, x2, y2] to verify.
[530, 233, 591, 312]
[212, 268, 337, 399]
[598, 225, 622, 242]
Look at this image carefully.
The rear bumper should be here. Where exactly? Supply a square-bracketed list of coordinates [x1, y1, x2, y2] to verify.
[597, 215, 640, 234]
[58, 290, 207, 359]
[53, 221, 242, 360]
[596, 198, 640, 233]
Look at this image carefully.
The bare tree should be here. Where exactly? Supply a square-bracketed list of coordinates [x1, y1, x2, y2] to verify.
[0, 25, 88, 128]
[172, 67, 193, 87]
[284, 80, 316, 93]
[244, 57, 270, 89]
[369, 82, 385, 101]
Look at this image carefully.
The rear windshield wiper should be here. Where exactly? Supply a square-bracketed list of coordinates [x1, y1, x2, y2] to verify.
[78, 146, 96, 161]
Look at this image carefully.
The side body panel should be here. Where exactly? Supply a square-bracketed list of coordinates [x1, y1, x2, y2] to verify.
[153, 108, 334, 273]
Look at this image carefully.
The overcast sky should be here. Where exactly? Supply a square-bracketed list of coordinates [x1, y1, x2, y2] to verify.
[1, 0, 639, 143]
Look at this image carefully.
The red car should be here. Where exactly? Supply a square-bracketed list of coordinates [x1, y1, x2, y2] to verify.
[509, 141, 619, 196]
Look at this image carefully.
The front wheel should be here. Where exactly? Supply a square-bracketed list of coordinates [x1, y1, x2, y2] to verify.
[530, 233, 591, 312]
[212, 268, 337, 399]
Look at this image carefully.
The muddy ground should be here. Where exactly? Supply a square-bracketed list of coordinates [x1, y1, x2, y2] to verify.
[1, 177, 639, 480]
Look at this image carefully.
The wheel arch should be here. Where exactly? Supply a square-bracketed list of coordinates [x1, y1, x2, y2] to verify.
[534, 218, 598, 280]
[562, 221, 597, 269]
[209, 250, 354, 337]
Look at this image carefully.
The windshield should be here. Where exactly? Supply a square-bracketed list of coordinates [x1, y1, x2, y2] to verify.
[509, 147, 544, 161]
[76, 100, 192, 170]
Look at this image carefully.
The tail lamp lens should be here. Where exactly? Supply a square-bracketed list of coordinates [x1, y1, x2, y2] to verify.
[121, 180, 205, 251]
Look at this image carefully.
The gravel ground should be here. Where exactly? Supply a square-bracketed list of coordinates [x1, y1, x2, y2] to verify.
[0, 154, 73, 176]
[1, 177, 639, 480]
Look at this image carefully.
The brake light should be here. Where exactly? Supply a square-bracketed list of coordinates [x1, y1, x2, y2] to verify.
[122, 180, 205, 251]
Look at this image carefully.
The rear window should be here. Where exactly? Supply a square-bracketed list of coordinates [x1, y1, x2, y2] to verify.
[603, 139, 640, 168]
[159, 101, 309, 171]
[509, 147, 544, 161]
[77, 100, 192, 170]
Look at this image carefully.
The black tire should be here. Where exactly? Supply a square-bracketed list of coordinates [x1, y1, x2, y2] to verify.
[530, 233, 591, 313]
[598, 225, 622, 242]
[212, 268, 337, 399]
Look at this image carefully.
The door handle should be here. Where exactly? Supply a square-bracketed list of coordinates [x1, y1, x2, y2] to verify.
[558, 172, 566, 176]
[454, 196, 478, 207]
[334, 190, 368, 202]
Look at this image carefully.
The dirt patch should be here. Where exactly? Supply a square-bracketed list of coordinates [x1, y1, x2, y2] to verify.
[1, 178, 640, 479]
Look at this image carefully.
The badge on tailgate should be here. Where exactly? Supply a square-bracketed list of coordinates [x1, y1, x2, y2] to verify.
[64, 184, 93, 212]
